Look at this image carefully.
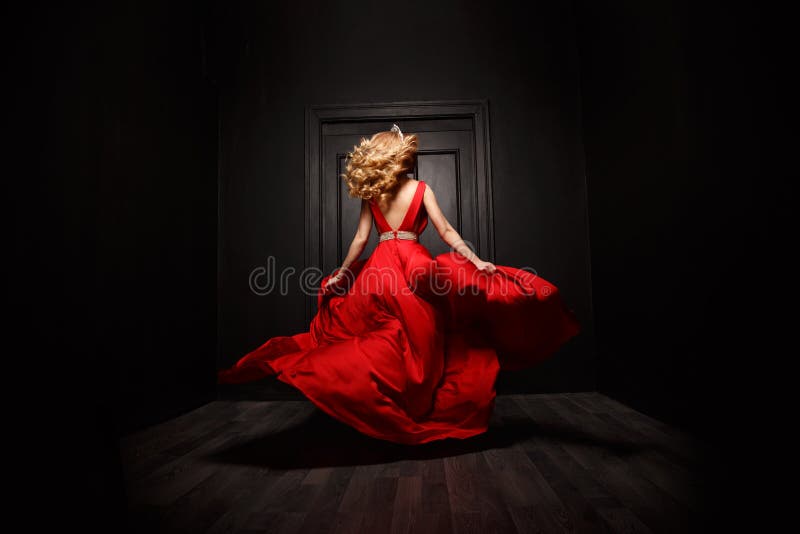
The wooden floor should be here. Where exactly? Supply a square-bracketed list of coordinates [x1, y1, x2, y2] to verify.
[121, 392, 720, 533]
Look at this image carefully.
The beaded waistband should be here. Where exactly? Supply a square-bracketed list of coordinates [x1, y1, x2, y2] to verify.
[379, 230, 418, 242]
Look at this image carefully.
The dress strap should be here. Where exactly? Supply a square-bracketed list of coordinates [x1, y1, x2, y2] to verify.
[397, 180, 426, 231]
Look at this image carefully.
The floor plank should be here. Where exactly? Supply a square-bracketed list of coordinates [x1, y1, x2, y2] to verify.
[119, 394, 715, 533]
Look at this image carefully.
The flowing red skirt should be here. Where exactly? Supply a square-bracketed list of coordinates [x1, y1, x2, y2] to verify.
[218, 243, 580, 445]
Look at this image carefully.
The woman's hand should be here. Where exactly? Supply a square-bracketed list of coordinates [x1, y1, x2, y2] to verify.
[324, 266, 353, 293]
[324, 273, 343, 289]
[473, 259, 497, 274]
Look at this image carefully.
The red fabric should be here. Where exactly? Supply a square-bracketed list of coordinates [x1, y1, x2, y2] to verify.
[218, 181, 580, 444]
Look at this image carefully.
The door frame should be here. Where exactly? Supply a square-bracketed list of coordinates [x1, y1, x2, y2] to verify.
[304, 99, 495, 321]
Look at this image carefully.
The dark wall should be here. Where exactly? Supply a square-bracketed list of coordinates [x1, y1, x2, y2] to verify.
[210, 0, 596, 395]
[11, 1, 217, 528]
[12, 1, 218, 436]
[94, 1, 219, 435]
[106, 3, 218, 434]
[575, 0, 769, 440]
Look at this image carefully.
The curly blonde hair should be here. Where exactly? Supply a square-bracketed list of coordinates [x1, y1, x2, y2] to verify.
[341, 128, 418, 204]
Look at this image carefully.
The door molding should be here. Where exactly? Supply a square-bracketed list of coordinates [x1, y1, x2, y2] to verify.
[304, 99, 495, 320]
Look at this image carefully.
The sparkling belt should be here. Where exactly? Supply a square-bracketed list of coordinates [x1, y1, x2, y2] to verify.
[379, 230, 418, 242]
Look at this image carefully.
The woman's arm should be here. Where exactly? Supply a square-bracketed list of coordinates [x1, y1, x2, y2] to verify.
[423, 186, 496, 273]
[326, 199, 373, 286]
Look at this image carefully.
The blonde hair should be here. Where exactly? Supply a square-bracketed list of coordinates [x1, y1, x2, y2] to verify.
[341, 128, 418, 204]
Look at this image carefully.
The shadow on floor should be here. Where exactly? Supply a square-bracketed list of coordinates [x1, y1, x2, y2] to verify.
[206, 405, 644, 470]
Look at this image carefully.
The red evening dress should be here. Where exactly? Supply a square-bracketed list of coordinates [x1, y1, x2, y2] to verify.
[218, 180, 580, 445]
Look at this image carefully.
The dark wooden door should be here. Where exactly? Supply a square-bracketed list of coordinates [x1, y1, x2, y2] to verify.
[306, 101, 494, 321]
[322, 118, 480, 270]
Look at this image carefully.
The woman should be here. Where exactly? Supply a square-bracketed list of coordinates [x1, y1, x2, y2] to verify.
[218, 124, 580, 445]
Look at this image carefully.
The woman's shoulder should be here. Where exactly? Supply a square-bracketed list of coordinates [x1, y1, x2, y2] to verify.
[420, 179, 433, 196]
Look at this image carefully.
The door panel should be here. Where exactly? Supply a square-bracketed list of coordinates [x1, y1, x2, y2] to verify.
[322, 122, 477, 272]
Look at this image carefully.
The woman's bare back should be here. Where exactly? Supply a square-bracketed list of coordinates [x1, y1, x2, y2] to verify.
[374, 177, 419, 230]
